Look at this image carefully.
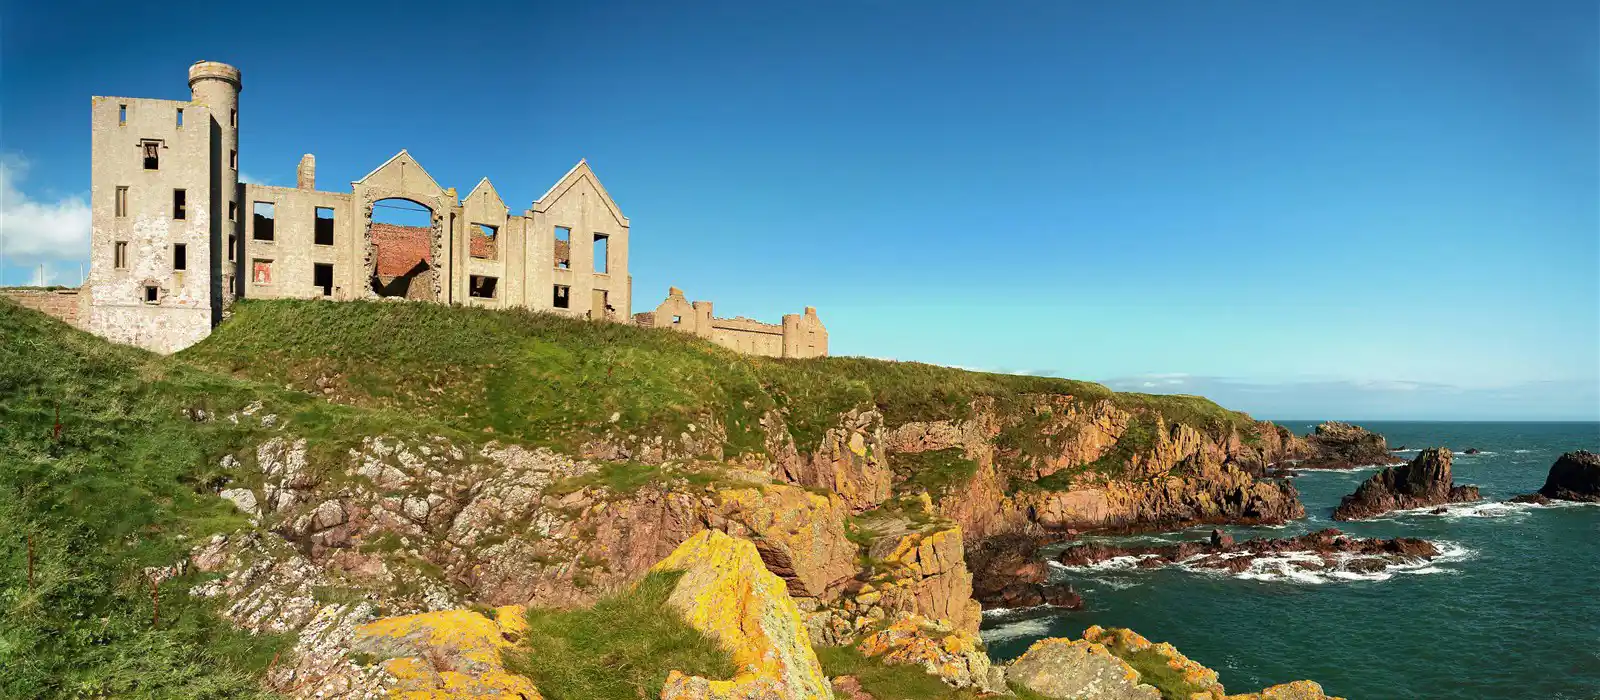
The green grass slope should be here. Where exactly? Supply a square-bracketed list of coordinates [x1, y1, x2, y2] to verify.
[0, 300, 286, 698]
[182, 300, 1258, 471]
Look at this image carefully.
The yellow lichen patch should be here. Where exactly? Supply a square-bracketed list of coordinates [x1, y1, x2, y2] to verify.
[652, 530, 833, 700]
[353, 606, 542, 699]
[1086, 625, 1225, 696]
[1226, 680, 1346, 700]
[854, 613, 1001, 693]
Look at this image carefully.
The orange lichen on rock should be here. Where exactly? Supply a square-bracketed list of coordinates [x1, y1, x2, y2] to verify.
[854, 612, 1003, 693]
[1225, 680, 1347, 700]
[1006, 637, 1158, 699]
[351, 604, 541, 699]
[653, 529, 834, 700]
[1085, 625, 1224, 695]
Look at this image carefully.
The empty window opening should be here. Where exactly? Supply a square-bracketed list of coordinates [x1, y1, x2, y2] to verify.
[593, 233, 609, 274]
[141, 140, 160, 170]
[230, 149, 237, 170]
[315, 207, 335, 245]
[119, 104, 127, 125]
[228, 201, 237, 221]
[173, 243, 187, 271]
[173, 189, 186, 219]
[553, 284, 570, 308]
[470, 223, 498, 260]
[469, 275, 499, 299]
[672, 315, 683, 324]
[144, 285, 159, 304]
[228, 234, 236, 262]
[230, 109, 237, 127]
[176, 108, 184, 127]
[369, 198, 436, 300]
[314, 263, 334, 297]
[252, 202, 275, 240]
[251, 259, 272, 285]
[554, 226, 571, 269]
[115, 186, 128, 217]
[114, 241, 129, 269]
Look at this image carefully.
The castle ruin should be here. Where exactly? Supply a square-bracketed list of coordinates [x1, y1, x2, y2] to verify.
[76, 60, 826, 359]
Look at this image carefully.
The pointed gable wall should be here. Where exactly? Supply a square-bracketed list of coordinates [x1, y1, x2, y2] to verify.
[529, 160, 631, 320]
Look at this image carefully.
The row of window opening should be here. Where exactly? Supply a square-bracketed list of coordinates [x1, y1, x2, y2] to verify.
[119, 104, 234, 128]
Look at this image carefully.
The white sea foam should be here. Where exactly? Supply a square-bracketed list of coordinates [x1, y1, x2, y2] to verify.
[1291, 462, 1403, 474]
[980, 616, 1056, 643]
[1513, 450, 1533, 454]
[1055, 542, 1475, 585]
[1050, 553, 1163, 571]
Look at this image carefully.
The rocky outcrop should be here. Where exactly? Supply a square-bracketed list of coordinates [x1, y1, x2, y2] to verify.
[1299, 421, 1393, 470]
[1074, 627, 1348, 700]
[1006, 637, 1160, 699]
[854, 613, 1004, 693]
[1226, 680, 1345, 699]
[1013, 460, 1305, 533]
[773, 409, 894, 512]
[966, 535, 1082, 610]
[1333, 448, 1479, 520]
[350, 605, 541, 699]
[1512, 451, 1600, 503]
[1057, 528, 1439, 577]
[814, 506, 981, 645]
[654, 530, 834, 700]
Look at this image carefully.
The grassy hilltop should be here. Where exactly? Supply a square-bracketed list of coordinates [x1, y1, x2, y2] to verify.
[182, 299, 1256, 471]
[0, 298, 1265, 698]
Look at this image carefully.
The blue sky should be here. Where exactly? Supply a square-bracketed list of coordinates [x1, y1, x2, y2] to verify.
[2, 1, 1596, 420]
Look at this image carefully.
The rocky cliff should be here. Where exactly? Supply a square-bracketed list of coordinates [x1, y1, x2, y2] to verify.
[1512, 451, 1600, 504]
[1333, 448, 1480, 520]
[3, 299, 1357, 698]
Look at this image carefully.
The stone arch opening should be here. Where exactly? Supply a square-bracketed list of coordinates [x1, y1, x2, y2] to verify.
[365, 197, 439, 300]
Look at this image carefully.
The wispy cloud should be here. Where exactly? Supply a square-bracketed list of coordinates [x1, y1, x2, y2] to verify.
[238, 171, 268, 185]
[0, 155, 90, 264]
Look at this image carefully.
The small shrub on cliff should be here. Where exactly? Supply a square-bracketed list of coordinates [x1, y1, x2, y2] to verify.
[506, 570, 737, 699]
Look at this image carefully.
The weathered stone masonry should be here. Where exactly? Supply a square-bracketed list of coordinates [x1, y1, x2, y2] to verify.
[79, 60, 826, 358]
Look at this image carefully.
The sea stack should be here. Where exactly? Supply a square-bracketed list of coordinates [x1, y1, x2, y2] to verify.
[1300, 421, 1393, 469]
[1511, 451, 1600, 504]
[1333, 448, 1480, 520]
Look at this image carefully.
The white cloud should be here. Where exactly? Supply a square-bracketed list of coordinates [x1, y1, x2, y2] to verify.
[238, 171, 267, 185]
[0, 155, 90, 263]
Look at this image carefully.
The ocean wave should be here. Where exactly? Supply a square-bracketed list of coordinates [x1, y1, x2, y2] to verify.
[979, 616, 1056, 643]
[1048, 554, 1163, 571]
[1513, 449, 1533, 454]
[1054, 543, 1474, 585]
[1379, 499, 1597, 521]
[1291, 462, 1403, 473]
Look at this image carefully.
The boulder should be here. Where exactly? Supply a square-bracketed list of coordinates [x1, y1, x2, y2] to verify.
[855, 613, 1005, 693]
[1527, 451, 1600, 503]
[653, 530, 834, 700]
[1332, 448, 1479, 521]
[350, 605, 542, 699]
[1226, 680, 1346, 699]
[1006, 637, 1160, 699]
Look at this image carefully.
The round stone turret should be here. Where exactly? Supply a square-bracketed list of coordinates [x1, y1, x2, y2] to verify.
[188, 61, 241, 91]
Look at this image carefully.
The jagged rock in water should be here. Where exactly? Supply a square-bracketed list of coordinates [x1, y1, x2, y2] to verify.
[855, 612, 1005, 693]
[1512, 451, 1600, 503]
[1057, 528, 1439, 576]
[1006, 637, 1160, 699]
[1333, 448, 1479, 521]
[654, 530, 835, 700]
[1300, 421, 1393, 469]
[966, 534, 1083, 610]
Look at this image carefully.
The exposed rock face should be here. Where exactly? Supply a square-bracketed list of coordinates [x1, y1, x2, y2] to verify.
[854, 613, 1005, 693]
[1226, 680, 1345, 699]
[1514, 451, 1600, 503]
[653, 530, 834, 700]
[1300, 421, 1393, 470]
[1057, 528, 1439, 576]
[966, 535, 1082, 610]
[814, 513, 981, 645]
[1333, 448, 1479, 521]
[350, 605, 541, 699]
[773, 409, 894, 512]
[1085, 626, 1225, 698]
[1006, 637, 1160, 699]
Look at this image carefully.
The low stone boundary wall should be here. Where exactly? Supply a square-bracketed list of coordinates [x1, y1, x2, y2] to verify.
[1, 287, 85, 328]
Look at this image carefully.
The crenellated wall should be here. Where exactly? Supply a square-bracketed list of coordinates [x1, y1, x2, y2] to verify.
[636, 287, 828, 359]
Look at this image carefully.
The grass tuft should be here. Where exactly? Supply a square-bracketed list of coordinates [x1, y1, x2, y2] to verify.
[504, 570, 737, 699]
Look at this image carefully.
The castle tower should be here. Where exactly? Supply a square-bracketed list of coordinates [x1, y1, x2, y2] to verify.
[187, 61, 241, 312]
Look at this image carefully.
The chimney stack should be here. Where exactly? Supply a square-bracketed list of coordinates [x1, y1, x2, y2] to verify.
[297, 154, 315, 190]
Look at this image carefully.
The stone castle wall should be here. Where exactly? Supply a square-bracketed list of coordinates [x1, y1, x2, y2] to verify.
[1, 288, 87, 329]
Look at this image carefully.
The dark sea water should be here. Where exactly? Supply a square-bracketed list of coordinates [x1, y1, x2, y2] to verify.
[980, 421, 1600, 700]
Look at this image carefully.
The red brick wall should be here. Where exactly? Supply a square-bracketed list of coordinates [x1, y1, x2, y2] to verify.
[554, 239, 570, 267]
[370, 223, 433, 277]
[470, 228, 497, 260]
[1, 288, 83, 328]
